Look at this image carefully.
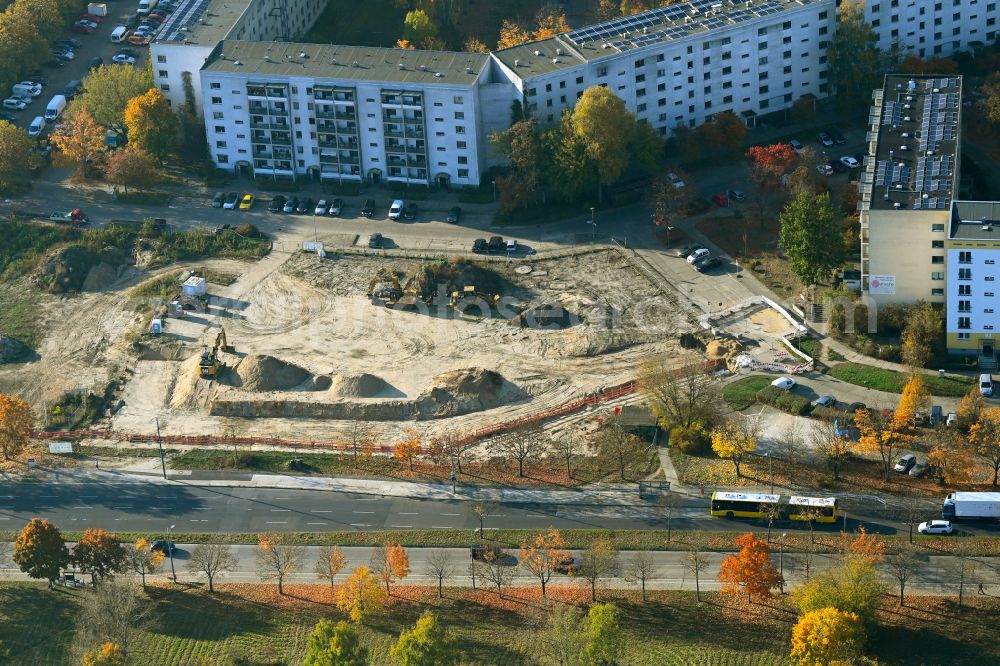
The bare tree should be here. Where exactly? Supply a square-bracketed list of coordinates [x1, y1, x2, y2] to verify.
[471, 501, 498, 536]
[659, 492, 681, 542]
[256, 533, 304, 595]
[624, 551, 658, 602]
[595, 415, 650, 481]
[761, 502, 783, 543]
[687, 548, 709, 602]
[775, 418, 805, 464]
[952, 541, 978, 610]
[314, 544, 347, 590]
[476, 550, 515, 598]
[576, 537, 619, 602]
[558, 436, 574, 480]
[495, 427, 545, 478]
[432, 430, 468, 473]
[888, 544, 919, 607]
[189, 543, 237, 593]
[800, 543, 815, 580]
[638, 355, 722, 430]
[425, 549, 455, 598]
[76, 579, 153, 657]
[810, 419, 851, 480]
[348, 418, 376, 462]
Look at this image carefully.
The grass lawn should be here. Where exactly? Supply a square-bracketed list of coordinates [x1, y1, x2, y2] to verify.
[791, 335, 822, 359]
[829, 362, 973, 396]
[112, 191, 173, 206]
[722, 375, 774, 410]
[2, 582, 998, 665]
[0, 285, 42, 349]
[129, 270, 183, 299]
[828, 347, 846, 361]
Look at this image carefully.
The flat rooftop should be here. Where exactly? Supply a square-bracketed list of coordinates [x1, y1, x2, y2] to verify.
[155, 0, 251, 47]
[203, 41, 490, 85]
[869, 74, 962, 212]
[951, 201, 1000, 240]
[493, 0, 826, 78]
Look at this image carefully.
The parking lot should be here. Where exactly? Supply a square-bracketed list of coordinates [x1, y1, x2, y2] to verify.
[5, 4, 150, 133]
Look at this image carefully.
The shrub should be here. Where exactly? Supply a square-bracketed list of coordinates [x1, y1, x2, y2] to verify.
[234, 223, 260, 238]
[670, 424, 710, 455]
[755, 386, 811, 415]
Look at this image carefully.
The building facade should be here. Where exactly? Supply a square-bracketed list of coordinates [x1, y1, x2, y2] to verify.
[945, 202, 1000, 368]
[862, 0, 999, 57]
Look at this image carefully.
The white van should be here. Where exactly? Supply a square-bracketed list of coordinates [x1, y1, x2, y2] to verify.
[110, 26, 129, 43]
[27, 116, 46, 137]
[44, 94, 67, 121]
[981, 374, 994, 397]
[137, 0, 158, 14]
[12, 82, 41, 97]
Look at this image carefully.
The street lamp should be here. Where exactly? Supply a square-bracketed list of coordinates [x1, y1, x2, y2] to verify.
[765, 452, 773, 494]
[590, 207, 597, 239]
[492, 178, 497, 201]
[154, 417, 166, 480]
[168, 524, 177, 582]
[779, 532, 787, 593]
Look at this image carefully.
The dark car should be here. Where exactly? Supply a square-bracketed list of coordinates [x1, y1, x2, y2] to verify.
[472, 238, 487, 253]
[487, 236, 505, 253]
[816, 131, 834, 147]
[446, 206, 462, 223]
[63, 80, 83, 99]
[211, 191, 225, 208]
[828, 128, 847, 145]
[676, 243, 705, 258]
[553, 555, 577, 574]
[88, 57, 103, 71]
[361, 199, 375, 217]
[726, 188, 746, 201]
[149, 540, 175, 554]
[296, 197, 314, 214]
[368, 232, 383, 248]
[402, 202, 418, 220]
[471, 543, 504, 562]
[282, 196, 298, 213]
[328, 198, 344, 216]
[268, 195, 286, 212]
[55, 38, 82, 49]
[125, 14, 141, 29]
[830, 159, 847, 173]
[694, 255, 722, 272]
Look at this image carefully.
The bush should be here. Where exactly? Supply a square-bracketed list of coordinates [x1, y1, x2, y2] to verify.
[234, 223, 260, 238]
[669, 425, 710, 455]
[755, 386, 812, 415]
[810, 406, 844, 422]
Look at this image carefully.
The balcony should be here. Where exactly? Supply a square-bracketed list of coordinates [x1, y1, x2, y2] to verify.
[271, 136, 292, 146]
[404, 127, 424, 138]
[250, 118, 290, 130]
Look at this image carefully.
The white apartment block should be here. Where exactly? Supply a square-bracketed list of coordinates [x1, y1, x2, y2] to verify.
[862, 0, 999, 57]
[945, 203, 1000, 366]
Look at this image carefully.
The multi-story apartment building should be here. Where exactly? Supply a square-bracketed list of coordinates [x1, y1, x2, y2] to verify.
[946, 202, 1000, 367]
[199, 42, 496, 186]
[862, 0, 999, 57]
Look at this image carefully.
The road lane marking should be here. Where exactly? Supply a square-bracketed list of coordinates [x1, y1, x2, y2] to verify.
[265, 521, 288, 524]
[270, 509, 291, 512]
[274, 497, 289, 500]
[431, 526, 453, 529]
[312, 510, 333, 513]
[390, 525, 412, 528]
[73, 506, 93, 509]
[306, 522, 328, 526]
[398, 512, 419, 515]
[352, 511, 375, 514]
[350, 523, 371, 527]
[192, 507, 211, 511]
[486, 514, 506, 517]
[440, 513, 460, 516]
[112, 506, 132, 510]
[39, 496, 58, 498]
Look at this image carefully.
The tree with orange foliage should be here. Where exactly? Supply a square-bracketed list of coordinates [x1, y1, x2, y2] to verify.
[72, 528, 128, 586]
[519, 529, 571, 598]
[336, 565, 386, 623]
[394, 427, 421, 472]
[463, 37, 489, 53]
[82, 642, 126, 666]
[50, 108, 106, 176]
[894, 375, 930, 429]
[126, 538, 164, 588]
[841, 527, 885, 564]
[746, 143, 797, 190]
[371, 540, 410, 595]
[970, 407, 1000, 485]
[717, 533, 783, 603]
[13, 518, 69, 588]
[315, 544, 347, 590]
[497, 19, 531, 50]
[395, 39, 415, 49]
[0, 393, 33, 460]
[533, 6, 570, 40]
[927, 427, 975, 485]
[855, 405, 910, 481]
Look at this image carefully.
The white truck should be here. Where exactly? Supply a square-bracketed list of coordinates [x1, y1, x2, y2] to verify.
[87, 2, 108, 16]
[942, 492, 1000, 521]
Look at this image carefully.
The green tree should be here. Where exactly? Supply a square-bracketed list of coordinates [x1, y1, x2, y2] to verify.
[79, 64, 154, 138]
[390, 611, 459, 666]
[0, 121, 36, 193]
[827, 0, 881, 108]
[402, 9, 438, 45]
[13, 518, 69, 587]
[571, 87, 635, 201]
[778, 191, 845, 285]
[581, 602, 623, 666]
[901, 301, 943, 369]
[791, 556, 886, 636]
[304, 619, 368, 666]
[546, 110, 594, 201]
[124, 88, 178, 162]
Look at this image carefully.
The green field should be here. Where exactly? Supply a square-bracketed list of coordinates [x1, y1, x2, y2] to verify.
[722, 375, 773, 410]
[829, 362, 974, 397]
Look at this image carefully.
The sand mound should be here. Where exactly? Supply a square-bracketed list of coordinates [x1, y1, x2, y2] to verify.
[170, 353, 211, 409]
[416, 367, 525, 417]
[235, 355, 311, 392]
[330, 372, 388, 397]
[706, 338, 743, 361]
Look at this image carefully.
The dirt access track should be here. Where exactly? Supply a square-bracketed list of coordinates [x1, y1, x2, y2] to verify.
[2, 244, 693, 444]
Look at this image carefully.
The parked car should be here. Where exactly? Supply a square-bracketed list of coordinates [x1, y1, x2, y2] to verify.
[816, 131, 834, 147]
[222, 192, 239, 209]
[829, 159, 846, 173]
[27, 116, 46, 137]
[839, 156, 860, 169]
[471, 543, 504, 562]
[88, 57, 103, 71]
[847, 402, 867, 414]
[686, 248, 710, 264]
[813, 395, 836, 408]
[930, 405, 943, 426]
[238, 193, 254, 210]
[388, 199, 404, 220]
[693, 255, 721, 272]
[666, 172, 685, 189]
[789, 139, 804, 154]
[894, 454, 916, 473]
[62, 80, 83, 99]
[282, 196, 298, 213]
[112, 54, 137, 65]
[149, 540, 175, 554]
[361, 199, 375, 217]
[2, 95, 29, 110]
[946, 412, 958, 427]
[828, 128, 847, 145]
[13, 81, 42, 97]
[676, 243, 705, 258]
[80, 12, 104, 23]
[506, 238, 518, 253]
[72, 21, 96, 34]
[918, 520, 953, 535]
[268, 195, 286, 212]
[296, 197, 314, 214]
[368, 232, 383, 248]
[487, 236, 505, 253]
[727, 188, 746, 201]
[211, 192, 225, 208]
[909, 460, 929, 478]
[402, 202, 418, 220]
[472, 238, 487, 253]
[446, 206, 461, 223]
[771, 377, 796, 390]
[328, 198, 344, 216]
[553, 555, 577, 575]
[710, 193, 729, 207]
[314, 199, 329, 215]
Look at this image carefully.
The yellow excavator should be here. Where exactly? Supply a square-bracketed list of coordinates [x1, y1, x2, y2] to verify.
[449, 285, 500, 308]
[199, 328, 230, 379]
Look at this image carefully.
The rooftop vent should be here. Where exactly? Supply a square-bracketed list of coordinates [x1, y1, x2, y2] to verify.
[908, 79, 917, 91]
[514, 58, 520, 66]
[352, 61, 360, 67]
[933, 87, 940, 93]
[466, 67, 473, 73]
[894, 202, 902, 209]
[398, 63, 405, 69]
[556, 47, 563, 55]
[602, 42, 610, 48]
[419, 64, 427, 70]
[552, 58, 561, 63]
[902, 132, 909, 138]
[233, 60, 241, 66]
[300, 52, 308, 58]
[906, 95, 914, 102]
[903, 116, 912, 121]
[899, 144, 909, 150]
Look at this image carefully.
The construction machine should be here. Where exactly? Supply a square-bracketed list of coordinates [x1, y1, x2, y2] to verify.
[449, 285, 500, 309]
[198, 328, 230, 379]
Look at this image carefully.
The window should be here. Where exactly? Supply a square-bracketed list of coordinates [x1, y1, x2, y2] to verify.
[214, 125, 225, 134]
[987, 259, 997, 265]
[545, 83, 552, 93]
[457, 141, 466, 149]
[635, 58, 645, 67]
[158, 70, 168, 78]
[959, 284, 971, 295]
[217, 154, 228, 163]
[212, 112, 223, 120]
[160, 84, 170, 92]
[959, 300, 972, 312]
[211, 97, 222, 105]
[457, 169, 469, 178]
[932, 223, 945, 231]
[959, 268, 972, 280]
[157, 55, 167, 63]
[958, 333, 971, 340]
[456, 125, 465, 134]
[958, 317, 971, 329]
[931, 240, 944, 248]
[457, 156, 467, 164]
[215, 141, 226, 148]
[453, 96, 463, 104]
[597, 66, 607, 77]
[932, 256, 944, 264]
[527, 88, 536, 97]
[454, 111, 464, 120]
[931, 288, 944, 296]
[759, 85, 769, 94]
[960, 251, 972, 263]
[576, 76, 583, 84]
[931, 272, 944, 280]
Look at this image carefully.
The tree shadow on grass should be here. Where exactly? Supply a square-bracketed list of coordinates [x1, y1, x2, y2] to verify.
[0, 584, 82, 664]
[144, 587, 276, 641]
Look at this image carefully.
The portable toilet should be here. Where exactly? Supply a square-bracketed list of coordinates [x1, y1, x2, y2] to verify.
[182, 276, 206, 297]
[149, 318, 162, 335]
[167, 301, 183, 317]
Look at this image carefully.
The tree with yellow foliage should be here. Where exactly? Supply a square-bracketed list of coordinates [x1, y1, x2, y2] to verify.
[519, 529, 571, 598]
[717, 532, 783, 603]
[533, 7, 570, 40]
[789, 607, 864, 666]
[927, 427, 975, 485]
[82, 642, 126, 666]
[894, 375, 930, 429]
[497, 19, 532, 50]
[336, 565, 386, 623]
[710, 418, 758, 477]
[315, 544, 347, 590]
[126, 538, 164, 588]
[370, 540, 410, 596]
[124, 88, 177, 162]
[256, 532, 304, 595]
[50, 108, 106, 176]
[394, 427, 421, 472]
[855, 405, 910, 481]
[395, 39, 415, 49]
[970, 407, 1000, 485]
[956, 384, 985, 428]
[0, 393, 32, 460]
[463, 37, 489, 53]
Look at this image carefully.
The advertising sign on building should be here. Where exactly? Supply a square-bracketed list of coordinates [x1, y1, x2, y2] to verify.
[868, 275, 896, 295]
